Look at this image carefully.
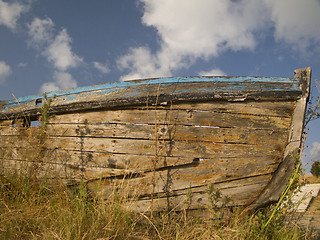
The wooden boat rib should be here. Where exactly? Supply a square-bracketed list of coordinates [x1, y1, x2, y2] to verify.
[0, 67, 311, 211]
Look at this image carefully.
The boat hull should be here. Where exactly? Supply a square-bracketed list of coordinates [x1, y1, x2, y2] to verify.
[0, 67, 311, 211]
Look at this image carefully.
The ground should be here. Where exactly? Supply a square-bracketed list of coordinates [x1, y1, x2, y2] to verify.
[292, 175, 320, 232]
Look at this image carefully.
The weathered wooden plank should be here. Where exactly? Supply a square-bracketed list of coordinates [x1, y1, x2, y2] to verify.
[251, 67, 311, 208]
[49, 108, 291, 130]
[0, 147, 190, 172]
[0, 122, 288, 157]
[41, 123, 287, 145]
[0, 158, 82, 180]
[88, 174, 273, 211]
[0, 101, 295, 127]
[84, 157, 279, 185]
[2, 147, 276, 187]
[130, 177, 271, 211]
[82, 156, 278, 200]
[44, 136, 284, 158]
[0, 143, 282, 177]
[0, 125, 32, 135]
[1, 127, 282, 184]
[0, 125, 42, 136]
[0, 152, 277, 209]
[0, 133, 41, 149]
[0, 101, 293, 145]
[0, 108, 291, 147]
[136, 101, 296, 118]
[1, 141, 282, 176]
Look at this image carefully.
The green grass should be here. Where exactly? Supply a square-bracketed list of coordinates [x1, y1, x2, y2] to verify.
[0, 170, 318, 240]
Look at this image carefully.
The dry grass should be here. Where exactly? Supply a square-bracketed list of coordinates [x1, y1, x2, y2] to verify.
[301, 174, 320, 184]
[0, 133, 318, 239]
[0, 169, 318, 240]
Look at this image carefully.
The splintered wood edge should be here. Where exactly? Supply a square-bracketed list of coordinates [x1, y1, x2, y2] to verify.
[250, 67, 311, 209]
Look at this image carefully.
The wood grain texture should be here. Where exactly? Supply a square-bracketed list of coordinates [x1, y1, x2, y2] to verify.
[88, 174, 273, 211]
[0, 68, 311, 211]
[0, 99, 292, 210]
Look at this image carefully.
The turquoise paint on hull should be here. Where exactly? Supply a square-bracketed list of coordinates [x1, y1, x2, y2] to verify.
[3, 76, 300, 108]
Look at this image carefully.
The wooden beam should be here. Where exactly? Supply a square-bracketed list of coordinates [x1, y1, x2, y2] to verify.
[251, 67, 311, 209]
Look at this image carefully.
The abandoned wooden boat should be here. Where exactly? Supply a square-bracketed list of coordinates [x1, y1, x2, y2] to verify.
[0, 67, 311, 211]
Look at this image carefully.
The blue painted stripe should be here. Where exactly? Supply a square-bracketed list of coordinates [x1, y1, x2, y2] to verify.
[3, 76, 300, 108]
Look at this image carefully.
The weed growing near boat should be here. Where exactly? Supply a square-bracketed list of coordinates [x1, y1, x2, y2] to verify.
[0, 170, 318, 239]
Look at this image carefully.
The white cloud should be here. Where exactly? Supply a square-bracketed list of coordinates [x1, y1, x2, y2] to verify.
[93, 61, 110, 74]
[265, 0, 320, 51]
[118, 0, 268, 80]
[141, 0, 266, 57]
[117, 46, 173, 80]
[53, 71, 77, 89]
[18, 62, 27, 68]
[118, 0, 320, 80]
[28, 17, 83, 70]
[0, 0, 28, 30]
[27, 17, 82, 93]
[39, 81, 60, 93]
[45, 28, 83, 71]
[310, 142, 320, 161]
[40, 71, 77, 93]
[199, 68, 226, 76]
[27, 17, 54, 48]
[0, 61, 11, 84]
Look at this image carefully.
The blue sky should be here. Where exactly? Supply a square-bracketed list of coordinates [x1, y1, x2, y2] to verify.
[0, 0, 320, 171]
